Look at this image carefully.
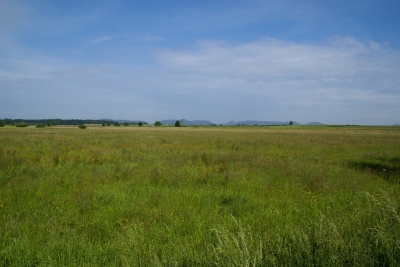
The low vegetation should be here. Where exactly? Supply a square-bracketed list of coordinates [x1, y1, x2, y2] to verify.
[15, 122, 29, 127]
[0, 126, 399, 266]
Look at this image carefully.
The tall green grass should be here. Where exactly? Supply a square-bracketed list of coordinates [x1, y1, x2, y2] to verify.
[0, 126, 399, 266]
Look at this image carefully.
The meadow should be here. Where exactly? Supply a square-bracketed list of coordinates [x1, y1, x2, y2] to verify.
[0, 125, 399, 266]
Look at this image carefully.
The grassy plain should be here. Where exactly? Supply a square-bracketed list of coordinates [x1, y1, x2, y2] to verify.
[0, 125, 399, 266]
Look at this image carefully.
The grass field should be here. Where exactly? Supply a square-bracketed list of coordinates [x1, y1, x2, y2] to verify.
[1, 125, 399, 266]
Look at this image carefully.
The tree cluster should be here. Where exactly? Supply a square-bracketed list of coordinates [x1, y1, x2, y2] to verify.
[1, 118, 117, 126]
[1, 118, 149, 127]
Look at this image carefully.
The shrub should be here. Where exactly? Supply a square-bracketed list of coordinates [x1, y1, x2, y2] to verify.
[114, 122, 120, 127]
[175, 120, 181, 127]
[139, 122, 143, 127]
[123, 122, 129, 126]
[0, 120, 5, 127]
[154, 121, 162, 126]
[36, 124, 46, 128]
[78, 125, 87, 129]
[15, 123, 29, 127]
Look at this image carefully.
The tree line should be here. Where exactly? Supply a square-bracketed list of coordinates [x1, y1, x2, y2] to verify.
[0, 118, 149, 127]
[0, 119, 294, 128]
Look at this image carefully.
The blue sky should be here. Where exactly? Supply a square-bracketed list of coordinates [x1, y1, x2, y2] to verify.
[1, 0, 399, 124]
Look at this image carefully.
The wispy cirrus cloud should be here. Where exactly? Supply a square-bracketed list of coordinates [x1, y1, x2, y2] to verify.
[134, 34, 163, 42]
[89, 36, 119, 44]
[87, 33, 162, 45]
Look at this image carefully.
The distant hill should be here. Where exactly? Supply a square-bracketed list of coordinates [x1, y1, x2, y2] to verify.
[101, 118, 304, 126]
[158, 120, 176, 125]
[100, 118, 148, 124]
[224, 120, 300, 126]
[306, 122, 324, 125]
[159, 119, 215, 125]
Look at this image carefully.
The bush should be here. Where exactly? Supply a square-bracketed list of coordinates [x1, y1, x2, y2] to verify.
[36, 124, 46, 128]
[114, 122, 120, 127]
[78, 125, 87, 129]
[175, 120, 181, 127]
[15, 123, 29, 127]
[123, 122, 129, 126]
[154, 121, 162, 127]
[0, 120, 5, 127]
[139, 122, 143, 127]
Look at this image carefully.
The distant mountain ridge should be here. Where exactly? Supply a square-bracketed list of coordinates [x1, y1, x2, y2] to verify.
[100, 118, 148, 124]
[101, 118, 327, 126]
[224, 120, 300, 125]
[160, 119, 214, 125]
[306, 122, 323, 125]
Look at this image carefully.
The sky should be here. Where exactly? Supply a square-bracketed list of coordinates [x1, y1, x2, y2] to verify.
[1, 0, 399, 125]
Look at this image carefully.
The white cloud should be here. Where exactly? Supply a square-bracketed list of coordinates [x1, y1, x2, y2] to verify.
[143, 37, 399, 123]
[156, 37, 400, 97]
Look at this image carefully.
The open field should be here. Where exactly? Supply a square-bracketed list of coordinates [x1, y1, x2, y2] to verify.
[1, 125, 399, 266]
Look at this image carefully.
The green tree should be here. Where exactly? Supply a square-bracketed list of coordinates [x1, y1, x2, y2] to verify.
[114, 122, 120, 127]
[175, 120, 181, 127]
[106, 122, 111, 126]
[123, 122, 129, 126]
[154, 121, 162, 127]
[78, 125, 87, 129]
[138, 122, 143, 127]
[289, 121, 293, 125]
[0, 120, 5, 127]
